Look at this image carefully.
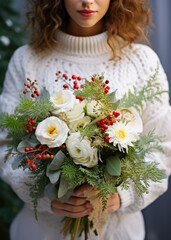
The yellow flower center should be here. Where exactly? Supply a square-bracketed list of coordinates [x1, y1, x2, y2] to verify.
[116, 129, 126, 139]
[54, 92, 68, 104]
[76, 148, 81, 153]
[47, 125, 58, 136]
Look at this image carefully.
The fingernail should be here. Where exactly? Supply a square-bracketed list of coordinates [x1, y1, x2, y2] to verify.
[86, 203, 92, 208]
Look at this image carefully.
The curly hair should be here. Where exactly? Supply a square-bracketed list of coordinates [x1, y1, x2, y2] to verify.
[26, 0, 152, 57]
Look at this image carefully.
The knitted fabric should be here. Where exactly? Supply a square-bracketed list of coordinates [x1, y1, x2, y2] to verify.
[0, 30, 171, 240]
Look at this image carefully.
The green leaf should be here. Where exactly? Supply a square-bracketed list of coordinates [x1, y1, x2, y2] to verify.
[58, 178, 69, 198]
[17, 139, 39, 152]
[107, 90, 117, 103]
[39, 87, 50, 102]
[44, 183, 58, 201]
[106, 155, 121, 176]
[46, 151, 66, 184]
[59, 189, 74, 203]
[12, 154, 24, 169]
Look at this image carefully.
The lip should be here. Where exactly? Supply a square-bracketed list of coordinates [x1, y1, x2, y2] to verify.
[78, 9, 96, 17]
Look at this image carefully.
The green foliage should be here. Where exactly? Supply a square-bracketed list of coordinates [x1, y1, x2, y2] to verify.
[134, 130, 164, 158]
[75, 74, 106, 100]
[119, 131, 166, 197]
[26, 161, 49, 219]
[61, 157, 103, 189]
[118, 65, 168, 113]
[0, 0, 25, 92]
[15, 97, 54, 122]
[97, 179, 118, 210]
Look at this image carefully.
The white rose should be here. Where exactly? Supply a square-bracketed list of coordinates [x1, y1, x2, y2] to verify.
[35, 116, 69, 148]
[66, 100, 86, 122]
[66, 132, 98, 168]
[50, 90, 75, 115]
[69, 116, 91, 132]
[86, 100, 103, 117]
[119, 107, 143, 133]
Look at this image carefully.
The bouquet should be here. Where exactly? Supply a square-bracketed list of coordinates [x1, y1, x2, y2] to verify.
[0, 66, 167, 240]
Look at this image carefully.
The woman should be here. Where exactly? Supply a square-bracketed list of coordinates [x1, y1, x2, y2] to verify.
[0, 0, 171, 239]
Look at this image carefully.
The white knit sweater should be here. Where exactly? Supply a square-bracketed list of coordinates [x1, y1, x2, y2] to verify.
[0, 30, 171, 240]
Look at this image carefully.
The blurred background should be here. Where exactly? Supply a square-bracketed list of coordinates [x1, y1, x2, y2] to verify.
[0, 0, 171, 239]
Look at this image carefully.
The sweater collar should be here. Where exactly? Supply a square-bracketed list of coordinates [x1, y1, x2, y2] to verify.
[55, 30, 112, 57]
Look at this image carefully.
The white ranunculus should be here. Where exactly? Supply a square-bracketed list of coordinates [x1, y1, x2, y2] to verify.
[119, 107, 143, 133]
[50, 90, 75, 115]
[35, 116, 69, 148]
[66, 100, 86, 122]
[66, 132, 98, 168]
[106, 121, 141, 153]
[86, 100, 103, 117]
[69, 116, 91, 132]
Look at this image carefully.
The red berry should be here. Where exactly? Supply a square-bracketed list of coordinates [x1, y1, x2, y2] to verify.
[32, 126, 36, 131]
[91, 77, 95, 81]
[50, 155, 54, 160]
[24, 123, 28, 127]
[25, 130, 29, 134]
[97, 121, 101, 126]
[56, 72, 59, 76]
[74, 85, 79, 89]
[42, 155, 47, 160]
[110, 121, 114, 125]
[113, 112, 120, 118]
[104, 125, 108, 130]
[100, 128, 105, 132]
[73, 81, 78, 85]
[28, 120, 32, 125]
[36, 154, 42, 160]
[62, 145, 66, 149]
[105, 80, 109, 84]
[30, 147, 34, 151]
[31, 120, 35, 125]
[31, 164, 37, 170]
[105, 136, 110, 142]
[72, 75, 77, 80]
[36, 91, 40, 96]
[100, 120, 105, 125]
[77, 76, 82, 81]
[23, 90, 27, 94]
[105, 88, 109, 94]
[25, 147, 30, 152]
[100, 86, 103, 90]
[27, 84, 31, 88]
[80, 84, 84, 88]
[107, 123, 110, 126]
[63, 84, 69, 89]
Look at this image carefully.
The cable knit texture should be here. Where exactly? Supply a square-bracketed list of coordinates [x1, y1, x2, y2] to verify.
[0, 30, 171, 240]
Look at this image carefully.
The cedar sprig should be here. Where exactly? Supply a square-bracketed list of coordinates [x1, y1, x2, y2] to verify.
[118, 64, 168, 113]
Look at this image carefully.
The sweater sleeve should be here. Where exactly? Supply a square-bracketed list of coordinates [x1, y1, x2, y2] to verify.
[117, 45, 171, 213]
[0, 46, 54, 216]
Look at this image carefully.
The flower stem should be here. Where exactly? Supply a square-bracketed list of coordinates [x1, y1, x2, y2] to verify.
[71, 218, 81, 240]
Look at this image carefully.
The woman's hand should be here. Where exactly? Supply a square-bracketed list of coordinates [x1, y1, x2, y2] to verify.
[51, 184, 120, 218]
[51, 185, 93, 218]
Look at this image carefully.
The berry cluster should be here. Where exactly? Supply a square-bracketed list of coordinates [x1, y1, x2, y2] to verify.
[24, 119, 36, 134]
[23, 78, 40, 99]
[23, 144, 67, 171]
[23, 145, 55, 171]
[55, 71, 84, 90]
[96, 111, 121, 142]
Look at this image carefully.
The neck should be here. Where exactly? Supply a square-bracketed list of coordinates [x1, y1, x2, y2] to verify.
[65, 20, 105, 37]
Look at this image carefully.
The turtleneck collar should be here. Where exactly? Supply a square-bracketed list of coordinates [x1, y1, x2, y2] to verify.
[55, 30, 112, 57]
